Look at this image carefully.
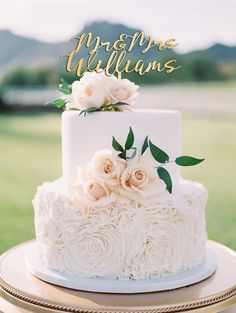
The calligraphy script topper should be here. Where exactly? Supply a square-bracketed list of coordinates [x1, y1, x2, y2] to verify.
[62, 32, 181, 78]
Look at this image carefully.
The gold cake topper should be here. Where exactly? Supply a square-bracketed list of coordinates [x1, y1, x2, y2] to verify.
[63, 32, 181, 78]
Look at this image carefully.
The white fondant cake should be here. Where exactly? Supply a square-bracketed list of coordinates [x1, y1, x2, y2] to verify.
[33, 72, 208, 281]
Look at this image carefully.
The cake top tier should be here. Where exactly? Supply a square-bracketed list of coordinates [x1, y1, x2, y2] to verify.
[56, 71, 204, 195]
[62, 109, 182, 190]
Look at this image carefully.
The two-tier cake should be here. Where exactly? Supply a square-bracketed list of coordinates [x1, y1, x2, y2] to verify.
[33, 72, 208, 282]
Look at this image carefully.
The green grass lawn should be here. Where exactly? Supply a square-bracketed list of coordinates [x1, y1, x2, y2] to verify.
[0, 112, 236, 253]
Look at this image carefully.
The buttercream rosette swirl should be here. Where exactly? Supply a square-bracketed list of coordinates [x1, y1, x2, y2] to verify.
[33, 177, 207, 279]
[62, 221, 126, 278]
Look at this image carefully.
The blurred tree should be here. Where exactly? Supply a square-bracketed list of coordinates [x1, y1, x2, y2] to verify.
[189, 58, 223, 81]
[0, 89, 8, 112]
[1, 67, 60, 86]
[2, 68, 29, 85]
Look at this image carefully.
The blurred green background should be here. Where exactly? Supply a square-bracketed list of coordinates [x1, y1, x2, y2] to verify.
[0, 20, 236, 253]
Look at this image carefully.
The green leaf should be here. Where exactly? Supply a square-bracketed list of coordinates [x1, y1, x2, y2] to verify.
[175, 156, 204, 166]
[111, 102, 129, 107]
[112, 137, 124, 152]
[79, 110, 87, 116]
[79, 107, 100, 116]
[157, 167, 172, 193]
[85, 107, 100, 113]
[125, 127, 134, 150]
[149, 140, 169, 163]
[58, 78, 72, 95]
[48, 99, 66, 108]
[141, 136, 149, 155]
[118, 151, 127, 160]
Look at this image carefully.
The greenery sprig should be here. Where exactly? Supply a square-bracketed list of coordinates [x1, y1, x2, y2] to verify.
[47, 78, 72, 108]
[112, 128, 204, 194]
[58, 78, 72, 95]
[79, 102, 129, 116]
[142, 136, 204, 193]
[112, 127, 137, 160]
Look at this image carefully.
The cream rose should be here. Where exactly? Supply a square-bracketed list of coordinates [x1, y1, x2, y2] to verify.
[125, 168, 149, 189]
[106, 76, 139, 109]
[66, 71, 139, 110]
[66, 79, 105, 110]
[72, 167, 117, 207]
[119, 151, 166, 203]
[83, 179, 109, 200]
[91, 149, 126, 186]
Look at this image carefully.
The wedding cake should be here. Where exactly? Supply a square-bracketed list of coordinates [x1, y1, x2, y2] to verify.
[33, 72, 208, 281]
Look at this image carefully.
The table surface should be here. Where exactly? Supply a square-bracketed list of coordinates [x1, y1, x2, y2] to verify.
[0, 240, 236, 313]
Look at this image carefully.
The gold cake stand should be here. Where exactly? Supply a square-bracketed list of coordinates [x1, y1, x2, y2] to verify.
[0, 240, 236, 313]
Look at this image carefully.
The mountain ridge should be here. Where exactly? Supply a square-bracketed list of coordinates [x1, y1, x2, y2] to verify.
[0, 21, 235, 74]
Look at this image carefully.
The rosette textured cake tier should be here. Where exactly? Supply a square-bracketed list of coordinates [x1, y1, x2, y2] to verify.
[33, 72, 208, 280]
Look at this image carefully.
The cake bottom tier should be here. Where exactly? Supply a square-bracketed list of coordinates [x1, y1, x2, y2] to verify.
[33, 179, 208, 280]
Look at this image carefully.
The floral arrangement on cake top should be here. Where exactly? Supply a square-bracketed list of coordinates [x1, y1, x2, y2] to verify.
[71, 127, 204, 207]
[48, 71, 139, 115]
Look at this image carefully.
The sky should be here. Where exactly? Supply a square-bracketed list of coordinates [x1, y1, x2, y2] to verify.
[0, 0, 236, 52]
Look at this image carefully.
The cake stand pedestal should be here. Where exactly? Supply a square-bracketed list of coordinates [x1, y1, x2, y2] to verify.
[0, 240, 236, 313]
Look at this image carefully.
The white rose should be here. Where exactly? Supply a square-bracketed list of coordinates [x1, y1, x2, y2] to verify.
[106, 76, 139, 109]
[66, 78, 105, 110]
[63, 222, 126, 278]
[119, 150, 166, 204]
[91, 149, 126, 186]
[80, 70, 110, 86]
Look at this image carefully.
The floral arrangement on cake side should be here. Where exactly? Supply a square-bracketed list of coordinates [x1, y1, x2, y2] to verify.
[48, 71, 139, 115]
[70, 127, 204, 207]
